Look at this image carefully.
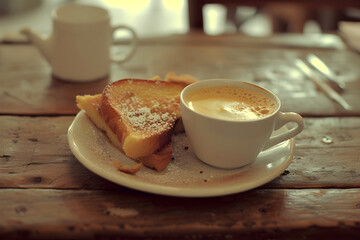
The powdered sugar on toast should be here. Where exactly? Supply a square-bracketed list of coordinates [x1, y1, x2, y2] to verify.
[118, 93, 179, 134]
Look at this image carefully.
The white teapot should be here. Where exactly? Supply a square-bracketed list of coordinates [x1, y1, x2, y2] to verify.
[21, 3, 137, 82]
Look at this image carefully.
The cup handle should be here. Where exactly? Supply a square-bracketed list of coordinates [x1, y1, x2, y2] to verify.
[263, 112, 304, 150]
[111, 25, 138, 63]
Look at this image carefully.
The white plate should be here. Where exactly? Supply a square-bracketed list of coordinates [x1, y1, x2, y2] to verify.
[68, 110, 295, 197]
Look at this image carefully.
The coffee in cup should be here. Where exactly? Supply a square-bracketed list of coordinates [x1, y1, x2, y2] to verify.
[180, 79, 304, 169]
[184, 85, 277, 121]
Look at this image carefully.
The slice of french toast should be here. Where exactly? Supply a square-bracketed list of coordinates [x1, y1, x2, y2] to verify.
[76, 93, 173, 171]
[76, 79, 187, 171]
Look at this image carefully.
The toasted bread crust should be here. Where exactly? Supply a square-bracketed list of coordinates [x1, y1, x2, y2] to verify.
[100, 79, 186, 158]
[137, 142, 173, 171]
[76, 94, 173, 171]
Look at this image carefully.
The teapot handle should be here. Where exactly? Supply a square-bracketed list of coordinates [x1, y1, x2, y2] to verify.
[111, 25, 138, 63]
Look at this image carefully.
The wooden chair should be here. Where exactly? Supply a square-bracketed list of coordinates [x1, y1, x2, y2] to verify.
[188, 0, 360, 33]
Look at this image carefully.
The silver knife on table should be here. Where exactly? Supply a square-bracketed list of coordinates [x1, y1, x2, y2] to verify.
[306, 53, 346, 91]
[295, 59, 353, 111]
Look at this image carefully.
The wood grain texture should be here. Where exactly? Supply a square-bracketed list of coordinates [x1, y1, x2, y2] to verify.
[0, 44, 108, 115]
[1, 188, 360, 239]
[2, 33, 360, 240]
[1, 116, 359, 190]
[1, 42, 360, 116]
[0, 116, 119, 190]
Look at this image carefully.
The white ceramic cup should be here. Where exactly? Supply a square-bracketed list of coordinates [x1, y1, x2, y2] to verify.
[23, 3, 137, 82]
[180, 79, 304, 169]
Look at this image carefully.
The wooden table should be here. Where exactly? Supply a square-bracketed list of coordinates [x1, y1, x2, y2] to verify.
[1, 33, 360, 239]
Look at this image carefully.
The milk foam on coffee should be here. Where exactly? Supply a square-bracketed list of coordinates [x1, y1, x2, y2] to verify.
[185, 85, 276, 121]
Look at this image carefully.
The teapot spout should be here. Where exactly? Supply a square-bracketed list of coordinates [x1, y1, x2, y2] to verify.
[21, 28, 52, 63]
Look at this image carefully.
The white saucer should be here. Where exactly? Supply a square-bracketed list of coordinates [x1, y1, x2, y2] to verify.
[68, 111, 295, 197]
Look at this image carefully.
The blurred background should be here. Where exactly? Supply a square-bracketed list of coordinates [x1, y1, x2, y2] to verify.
[1, 0, 360, 38]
